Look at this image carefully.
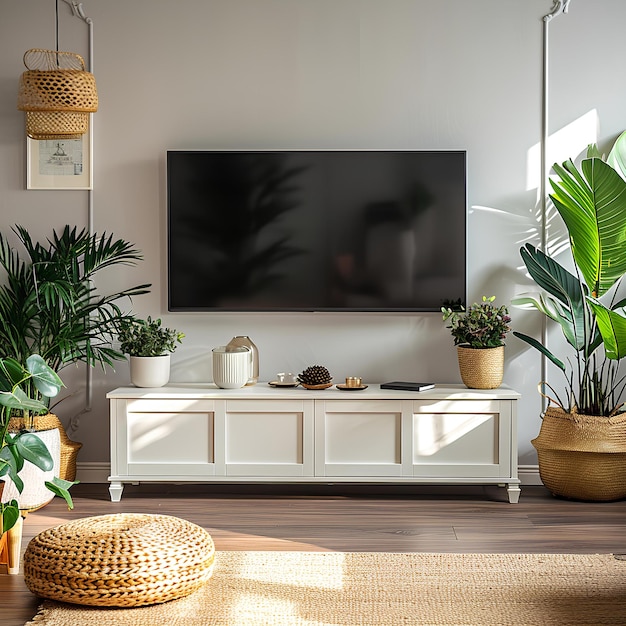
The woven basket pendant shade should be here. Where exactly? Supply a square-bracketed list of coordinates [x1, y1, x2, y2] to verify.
[17, 49, 98, 140]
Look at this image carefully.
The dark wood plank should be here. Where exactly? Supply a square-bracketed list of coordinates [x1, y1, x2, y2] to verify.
[3, 483, 626, 626]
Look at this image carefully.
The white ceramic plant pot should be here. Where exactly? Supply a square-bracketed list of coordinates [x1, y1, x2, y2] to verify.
[1, 427, 61, 513]
[129, 355, 171, 388]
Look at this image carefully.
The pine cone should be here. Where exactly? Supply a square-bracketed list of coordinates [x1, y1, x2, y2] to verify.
[298, 365, 332, 386]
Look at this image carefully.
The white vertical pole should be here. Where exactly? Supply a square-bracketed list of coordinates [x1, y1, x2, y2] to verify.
[62, 1, 95, 426]
[540, 0, 571, 410]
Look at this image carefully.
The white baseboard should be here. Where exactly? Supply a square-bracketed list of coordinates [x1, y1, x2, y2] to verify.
[76, 462, 110, 483]
[518, 465, 542, 485]
[76, 463, 544, 486]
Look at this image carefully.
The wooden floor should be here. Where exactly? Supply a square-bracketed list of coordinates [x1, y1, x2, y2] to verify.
[3, 482, 626, 625]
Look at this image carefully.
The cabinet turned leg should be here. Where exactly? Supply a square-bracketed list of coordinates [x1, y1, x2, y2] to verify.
[507, 485, 521, 504]
[109, 482, 124, 502]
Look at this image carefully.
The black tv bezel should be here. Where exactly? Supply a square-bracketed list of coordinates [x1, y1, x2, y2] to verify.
[166, 149, 468, 313]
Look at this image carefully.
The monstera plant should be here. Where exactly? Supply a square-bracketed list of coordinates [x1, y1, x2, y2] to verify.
[0, 355, 75, 535]
[513, 130, 626, 500]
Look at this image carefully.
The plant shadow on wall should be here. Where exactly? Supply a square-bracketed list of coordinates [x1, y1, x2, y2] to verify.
[170, 154, 307, 308]
[0, 225, 151, 421]
[513, 130, 626, 501]
[331, 184, 436, 309]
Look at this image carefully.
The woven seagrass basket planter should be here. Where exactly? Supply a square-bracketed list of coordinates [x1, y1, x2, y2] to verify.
[533, 407, 626, 501]
[456, 345, 504, 389]
[8, 414, 81, 482]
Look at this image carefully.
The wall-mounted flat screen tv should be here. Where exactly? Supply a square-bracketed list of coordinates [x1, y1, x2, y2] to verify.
[167, 150, 466, 312]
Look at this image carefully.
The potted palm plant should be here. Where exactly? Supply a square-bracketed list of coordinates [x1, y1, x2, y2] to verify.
[513, 130, 626, 500]
[117, 316, 185, 387]
[442, 296, 512, 389]
[0, 354, 75, 574]
[0, 225, 150, 480]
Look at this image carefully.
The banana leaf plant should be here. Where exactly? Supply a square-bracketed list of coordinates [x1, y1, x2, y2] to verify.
[513, 130, 626, 416]
[0, 355, 76, 534]
[0, 225, 151, 405]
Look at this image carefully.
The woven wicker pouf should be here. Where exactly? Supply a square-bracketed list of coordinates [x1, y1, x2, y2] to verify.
[23, 513, 215, 607]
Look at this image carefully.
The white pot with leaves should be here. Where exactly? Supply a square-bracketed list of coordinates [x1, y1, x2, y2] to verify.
[442, 296, 512, 389]
[117, 317, 185, 388]
[0, 354, 76, 574]
[513, 130, 626, 501]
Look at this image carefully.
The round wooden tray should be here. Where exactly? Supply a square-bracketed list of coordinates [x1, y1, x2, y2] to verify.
[300, 382, 333, 390]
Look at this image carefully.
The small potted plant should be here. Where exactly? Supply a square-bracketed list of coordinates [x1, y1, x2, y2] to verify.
[117, 316, 185, 388]
[442, 296, 512, 389]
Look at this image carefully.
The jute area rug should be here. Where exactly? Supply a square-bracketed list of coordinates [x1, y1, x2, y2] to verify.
[26, 551, 626, 626]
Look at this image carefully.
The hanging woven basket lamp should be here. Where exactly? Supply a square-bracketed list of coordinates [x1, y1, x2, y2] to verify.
[17, 48, 98, 140]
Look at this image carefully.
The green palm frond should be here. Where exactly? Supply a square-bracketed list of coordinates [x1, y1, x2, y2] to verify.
[0, 225, 151, 396]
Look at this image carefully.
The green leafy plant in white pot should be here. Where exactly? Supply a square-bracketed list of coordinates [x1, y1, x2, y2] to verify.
[0, 355, 76, 574]
[117, 316, 185, 388]
[513, 130, 626, 500]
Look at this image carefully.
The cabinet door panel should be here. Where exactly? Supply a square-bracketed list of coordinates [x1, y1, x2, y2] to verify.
[127, 412, 213, 464]
[226, 412, 303, 464]
[224, 400, 314, 476]
[122, 399, 216, 477]
[411, 399, 508, 478]
[316, 400, 405, 476]
[325, 413, 401, 464]
[413, 412, 497, 464]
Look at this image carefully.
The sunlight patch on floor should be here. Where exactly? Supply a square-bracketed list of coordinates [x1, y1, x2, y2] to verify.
[238, 552, 345, 590]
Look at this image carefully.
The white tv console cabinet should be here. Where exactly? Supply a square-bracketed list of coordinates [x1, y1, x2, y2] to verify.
[107, 384, 521, 503]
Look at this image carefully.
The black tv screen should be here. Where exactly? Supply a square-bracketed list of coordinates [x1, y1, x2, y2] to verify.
[167, 150, 466, 312]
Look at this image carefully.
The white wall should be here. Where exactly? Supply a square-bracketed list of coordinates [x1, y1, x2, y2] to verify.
[1, 0, 625, 471]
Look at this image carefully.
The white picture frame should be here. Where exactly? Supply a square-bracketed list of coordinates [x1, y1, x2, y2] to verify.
[26, 124, 93, 190]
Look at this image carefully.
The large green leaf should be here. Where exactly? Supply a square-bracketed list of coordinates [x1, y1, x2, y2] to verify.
[14, 432, 53, 471]
[519, 244, 587, 350]
[0, 445, 17, 476]
[1, 501, 20, 534]
[512, 330, 566, 371]
[0, 443, 24, 492]
[0, 358, 25, 388]
[0, 388, 49, 413]
[45, 476, 77, 509]
[587, 299, 626, 360]
[607, 130, 626, 181]
[550, 157, 626, 297]
[26, 354, 63, 399]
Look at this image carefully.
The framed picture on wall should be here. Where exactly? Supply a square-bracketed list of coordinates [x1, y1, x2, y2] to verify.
[26, 125, 93, 190]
